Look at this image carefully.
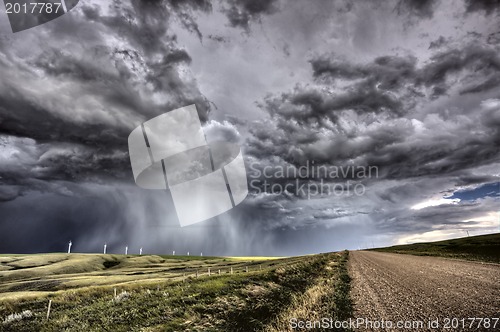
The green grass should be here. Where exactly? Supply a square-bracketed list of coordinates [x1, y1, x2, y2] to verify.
[372, 233, 500, 263]
[0, 252, 352, 331]
[332, 251, 353, 322]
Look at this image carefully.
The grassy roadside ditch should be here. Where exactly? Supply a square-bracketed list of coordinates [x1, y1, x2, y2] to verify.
[266, 250, 353, 332]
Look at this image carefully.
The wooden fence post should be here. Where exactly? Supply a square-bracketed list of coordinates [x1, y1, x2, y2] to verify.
[46, 300, 52, 320]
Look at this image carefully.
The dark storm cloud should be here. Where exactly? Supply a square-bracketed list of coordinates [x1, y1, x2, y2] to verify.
[420, 45, 500, 94]
[0, 183, 353, 255]
[248, 96, 500, 183]
[0, 0, 213, 191]
[78, 1, 211, 119]
[1, 0, 290, 255]
[0, 70, 133, 146]
[246, 41, 500, 176]
[454, 173, 500, 186]
[0, 181, 289, 256]
[464, 0, 500, 15]
[167, 0, 212, 39]
[312, 44, 500, 99]
[244, 33, 499, 237]
[460, 75, 500, 94]
[307, 54, 419, 114]
[428, 36, 448, 49]
[0, 0, 499, 255]
[394, 0, 437, 19]
[0, 187, 151, 254]
[222, 0, 280, 31]
[487, 31, 500, 45]
[81, 0, 209, 53]
[0, 185, 21, 202]
[0, 137, 130, 186]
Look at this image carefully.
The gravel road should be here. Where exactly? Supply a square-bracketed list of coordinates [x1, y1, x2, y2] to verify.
[349, 251, 500, 331]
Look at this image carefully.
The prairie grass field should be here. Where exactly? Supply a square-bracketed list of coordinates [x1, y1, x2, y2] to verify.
[0, 251, 352, 331]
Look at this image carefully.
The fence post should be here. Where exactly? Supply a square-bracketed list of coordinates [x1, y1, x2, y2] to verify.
[245, 266, 248, 273]
[208, 268, 211, 276]
[114, 288, 117, 298]
[196, 270, 199, 278]
[218, 269, 221, 275]
[230, 267, 233, 275]
[46, 300, 52, 320]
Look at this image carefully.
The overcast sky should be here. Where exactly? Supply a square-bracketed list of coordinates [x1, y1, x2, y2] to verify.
[0, 0, 498, 255]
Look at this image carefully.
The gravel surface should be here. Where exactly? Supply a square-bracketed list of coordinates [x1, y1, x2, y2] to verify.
[349, 251, 500, 331]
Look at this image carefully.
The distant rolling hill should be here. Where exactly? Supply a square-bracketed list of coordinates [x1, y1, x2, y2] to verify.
[371, 233, 500, 263]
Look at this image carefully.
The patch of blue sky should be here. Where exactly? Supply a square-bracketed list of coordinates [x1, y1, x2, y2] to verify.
[449, 182, 500, 201]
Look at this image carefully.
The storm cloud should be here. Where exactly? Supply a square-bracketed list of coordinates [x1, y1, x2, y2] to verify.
[0, 0, 498, 255]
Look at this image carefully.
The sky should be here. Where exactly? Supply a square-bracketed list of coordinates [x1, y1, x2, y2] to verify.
[0, 0, 499, 256]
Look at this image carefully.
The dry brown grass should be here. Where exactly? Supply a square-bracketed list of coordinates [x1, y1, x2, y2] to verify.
[266, 260, 339, 332]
